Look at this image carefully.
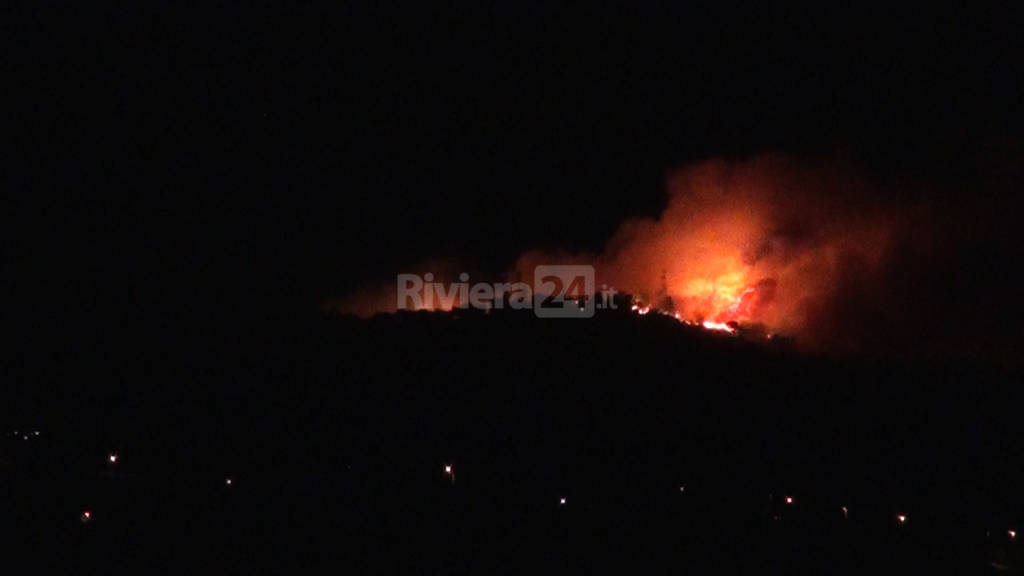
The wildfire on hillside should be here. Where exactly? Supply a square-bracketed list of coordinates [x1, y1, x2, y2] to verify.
[328, 155, 924, 354]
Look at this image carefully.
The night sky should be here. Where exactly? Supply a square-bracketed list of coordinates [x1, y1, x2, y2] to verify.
[7, 4, 1022, 350]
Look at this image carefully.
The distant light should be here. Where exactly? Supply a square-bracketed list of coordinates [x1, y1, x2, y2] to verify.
[559, 497, 566, 505]
[784, 496, 793, 505]
[841, 506, 849, 519]
[225, 477, 233, 486]
[444, 465, 452, 475]
[897, 514, 907, 524]
[1010, 530, 1017, 540]
[679, 486, 685, 493]
[108, 454, 118, 464]
[80, 510, 92, 523]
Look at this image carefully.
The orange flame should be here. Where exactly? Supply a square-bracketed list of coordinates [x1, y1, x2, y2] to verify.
[514, 156, 895, 347]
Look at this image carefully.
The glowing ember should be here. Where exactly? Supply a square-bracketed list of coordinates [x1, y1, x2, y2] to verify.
[629, 298, 741, 334]
[702, 321, 736, 333]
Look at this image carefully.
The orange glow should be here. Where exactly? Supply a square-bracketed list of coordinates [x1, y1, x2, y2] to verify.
[702, 321, 736, 334]
[510, 157, 896, 348]
[330, 156, 901, 354]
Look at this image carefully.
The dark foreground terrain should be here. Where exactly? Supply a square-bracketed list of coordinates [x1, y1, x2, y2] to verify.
[3, 308, 1022, 573]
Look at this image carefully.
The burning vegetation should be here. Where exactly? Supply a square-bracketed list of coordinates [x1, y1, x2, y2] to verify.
[512, 156, 897, 350]
[329, 154, 1021, 364]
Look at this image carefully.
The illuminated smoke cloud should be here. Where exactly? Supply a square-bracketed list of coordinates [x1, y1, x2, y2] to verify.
[514, 155, 899, 352]
[328, 153, 1021, 363]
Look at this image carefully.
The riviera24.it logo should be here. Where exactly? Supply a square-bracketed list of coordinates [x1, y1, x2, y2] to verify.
[396, 265, 617, 318]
